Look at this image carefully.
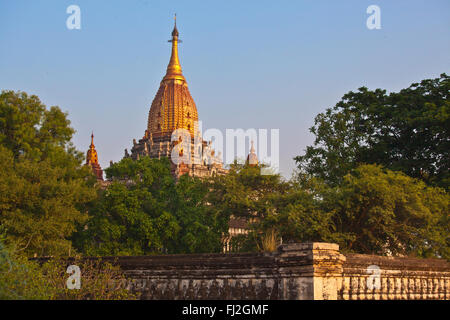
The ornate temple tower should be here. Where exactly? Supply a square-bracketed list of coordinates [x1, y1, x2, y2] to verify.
[86, 133, 104, 181]
[129, 17, 227, 178]
[146, 19, 198, 139]
[246, 140, 259, 166]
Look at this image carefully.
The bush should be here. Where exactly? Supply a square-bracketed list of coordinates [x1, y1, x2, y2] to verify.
[0, 240, 138, 300]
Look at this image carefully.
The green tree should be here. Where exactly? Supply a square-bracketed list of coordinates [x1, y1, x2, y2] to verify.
[205, 162, 338, 252]
[295, 74, 450, 189]
[206, 162, 290, 222]
[0, 240, 53, 299]
[73, 156, 227, 255]
[225, 163, 448, 258]
[0, 90, 79, 162]
[0, 238, 137, 300]
[0, 91, 96, 256]
[332, 164, 449, 258]
[256, 176, 348, 247]
[171, 174, 228, 253]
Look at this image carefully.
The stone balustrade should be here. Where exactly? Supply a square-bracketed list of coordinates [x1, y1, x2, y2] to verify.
[339, 253, 449, 300]
[48, 242, 449, 300]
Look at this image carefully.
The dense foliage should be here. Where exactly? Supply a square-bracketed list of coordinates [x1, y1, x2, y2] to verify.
[0, 91, 96, 256]
[209, 163, 448, 258]
[0, 240, 136, 300]
[73, 157, 228, 255]
[294, 74, 449, 190]
[330, 165, 448, 257]
[0, 240, 52, 299]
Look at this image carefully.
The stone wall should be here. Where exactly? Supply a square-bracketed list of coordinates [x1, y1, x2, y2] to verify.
[98, 243, 343, 300]
[93, 243, 449, 300]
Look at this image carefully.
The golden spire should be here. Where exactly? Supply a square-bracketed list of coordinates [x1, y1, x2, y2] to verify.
[85, 132, 103, 181]
[247, 140, 259, 166]
[146, 16, 198, 139]
[86, 132, 99, 165]
[163, 14, 185, 81]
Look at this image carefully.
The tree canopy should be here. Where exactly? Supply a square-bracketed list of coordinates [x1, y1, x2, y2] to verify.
[226, 163, 448, 258]
[73, 157, 228, 255]
[330, 164, 448, 258]
[0, 90, 96, 256]
[295, 74, 450, 190]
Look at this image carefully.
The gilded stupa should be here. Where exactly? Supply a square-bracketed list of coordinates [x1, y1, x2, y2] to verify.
[86, 133, 104, 181]
[246, 140, 259, 166]
[146, 16, 198, 139]
[128, 16, 226, 178]
[117, 17, 259, 251]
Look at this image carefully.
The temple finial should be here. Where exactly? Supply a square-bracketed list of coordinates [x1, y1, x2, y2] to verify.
[164, 14, 184, 81]
[171, 13, 179, 37]
[86, 131, 103, 180]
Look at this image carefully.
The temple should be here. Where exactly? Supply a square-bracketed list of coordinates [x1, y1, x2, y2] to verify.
[246, 140, 259, 166]
[127, 17, 227, 178]
[85, 133, 104, 181]
[94, 18, 260, 251]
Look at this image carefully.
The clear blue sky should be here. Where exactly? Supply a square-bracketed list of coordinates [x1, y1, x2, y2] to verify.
[1, 0, 449, 177]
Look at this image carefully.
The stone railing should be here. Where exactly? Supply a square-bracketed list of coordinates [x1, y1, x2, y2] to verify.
[77, 242, 449, 300]
[339, 253, 450, 300]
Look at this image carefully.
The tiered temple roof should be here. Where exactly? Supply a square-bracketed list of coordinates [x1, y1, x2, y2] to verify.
[86, 133, 103, 181]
